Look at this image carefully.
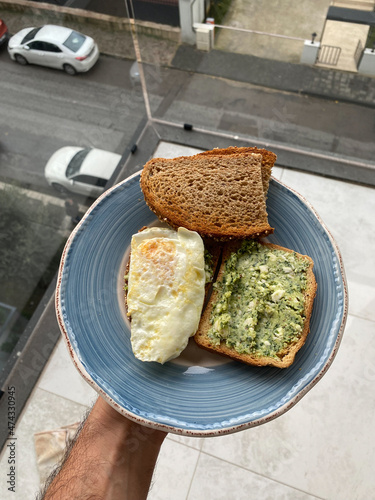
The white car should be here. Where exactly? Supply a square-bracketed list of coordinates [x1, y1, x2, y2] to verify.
[7, 25, 99, 75]
[45, 147, 122, 198]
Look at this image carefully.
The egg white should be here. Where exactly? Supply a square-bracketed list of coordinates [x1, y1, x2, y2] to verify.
[127, 227, 206, 364]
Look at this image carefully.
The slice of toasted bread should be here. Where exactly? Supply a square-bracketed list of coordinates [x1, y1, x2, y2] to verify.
[199, 146, 276, 197]
[194, 239, 317, 368]
[140, 153, 274, 240]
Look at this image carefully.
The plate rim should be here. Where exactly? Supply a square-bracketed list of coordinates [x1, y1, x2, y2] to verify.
[55, 172, 348, 437]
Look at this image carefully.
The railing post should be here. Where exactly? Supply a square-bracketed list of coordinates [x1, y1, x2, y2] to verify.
[354, 39, 364, 68]
[193, 22, 214, 51]
[300, 40, 320, 65]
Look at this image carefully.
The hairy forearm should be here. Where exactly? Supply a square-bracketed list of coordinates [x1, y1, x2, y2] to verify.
[40, 397, 167, 500]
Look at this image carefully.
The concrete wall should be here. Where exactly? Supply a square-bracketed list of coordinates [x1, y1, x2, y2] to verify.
[179, 0, 205, 44]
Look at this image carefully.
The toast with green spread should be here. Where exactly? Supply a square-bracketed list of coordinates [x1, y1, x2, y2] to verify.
[195, 239, 317, 368]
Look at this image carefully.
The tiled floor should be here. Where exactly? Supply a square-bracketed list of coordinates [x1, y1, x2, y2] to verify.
[1, 142, 374, 500]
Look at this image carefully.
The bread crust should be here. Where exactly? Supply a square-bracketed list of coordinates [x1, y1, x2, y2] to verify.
[194, 240, 317, 368]
[140, 153, 274, 240]
[199, 146, 276, 197]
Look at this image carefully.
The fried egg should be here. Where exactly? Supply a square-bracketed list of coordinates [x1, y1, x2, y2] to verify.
[127, 226, 206, 364]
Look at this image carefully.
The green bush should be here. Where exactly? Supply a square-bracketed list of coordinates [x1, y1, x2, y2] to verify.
[366, 26, 375, 49]
[207, 0, 232, 25]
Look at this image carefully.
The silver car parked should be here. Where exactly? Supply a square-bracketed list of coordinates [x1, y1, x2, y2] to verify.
[7, 25, 99, 75]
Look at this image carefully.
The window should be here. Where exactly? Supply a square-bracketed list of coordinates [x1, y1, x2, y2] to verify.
[63, 31, 86, 52]
[96, 177, 107, 187]
[0, 12, 145, 413]
[27, 41, 62, 52]
[28, 41, 45, 51]
[72, 175, 106, 187]
[66, 149, 91, 178]
[21, 27, 41, 45]
[43, 42, 62, 53]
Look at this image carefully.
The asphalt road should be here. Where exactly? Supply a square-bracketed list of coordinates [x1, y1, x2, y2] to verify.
[1, 43, 374, 199]
[0, 48, 146, 196]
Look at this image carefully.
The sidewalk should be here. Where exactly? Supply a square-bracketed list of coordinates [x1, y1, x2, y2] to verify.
[171, 44, 375, 107]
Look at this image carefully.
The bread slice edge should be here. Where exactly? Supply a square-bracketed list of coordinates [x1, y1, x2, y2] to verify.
[140, 153, 274, 240]
[194, 240, 317, 368]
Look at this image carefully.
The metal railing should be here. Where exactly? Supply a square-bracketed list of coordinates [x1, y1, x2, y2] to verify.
[317, 44, 342, 65]
[213, 24, 305, 42]
[354, 39, 364, 67]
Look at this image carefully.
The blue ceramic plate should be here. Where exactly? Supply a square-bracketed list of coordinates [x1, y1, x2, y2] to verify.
[56, 172, 348, 436]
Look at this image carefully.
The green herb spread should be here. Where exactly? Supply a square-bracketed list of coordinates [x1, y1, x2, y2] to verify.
[208, 240, 309, 359]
